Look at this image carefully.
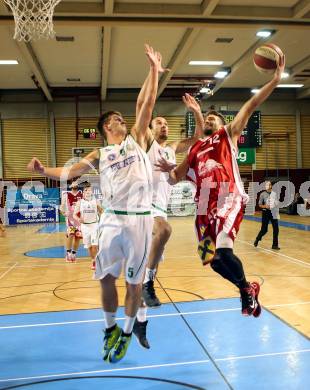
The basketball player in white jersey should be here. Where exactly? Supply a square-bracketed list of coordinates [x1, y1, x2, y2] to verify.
[27, 44, 161, 363]
[135, 75, 205, 308]
[73, 182, 103, 270]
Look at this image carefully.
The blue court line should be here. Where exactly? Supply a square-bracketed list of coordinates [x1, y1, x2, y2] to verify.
[244, 215, 310, 231]
[0, 299, 309, 390]
[37, 224, 67, 234]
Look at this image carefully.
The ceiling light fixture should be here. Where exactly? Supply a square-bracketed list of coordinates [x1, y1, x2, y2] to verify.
[251, 88, 260, 93]
[189, 60, 224, 66]
[256, 30, 273, 38]
[0, 60, 18, 65]
[214, 70, 229, 79]
[277, 84, 304, 88]
[281, 71, 290, 79]
[200, 87, 211, 93]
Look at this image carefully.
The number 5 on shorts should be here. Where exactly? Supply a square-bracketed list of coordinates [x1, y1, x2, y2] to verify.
[127, 267, 134, 278]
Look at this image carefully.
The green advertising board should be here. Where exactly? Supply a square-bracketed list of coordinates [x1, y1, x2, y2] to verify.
[237, 148, 256, 165]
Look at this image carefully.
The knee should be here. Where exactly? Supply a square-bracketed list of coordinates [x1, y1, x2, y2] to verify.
[101, 274, 117, 288]
[210, 249, 229, 272]
[126, 283, 142, 296]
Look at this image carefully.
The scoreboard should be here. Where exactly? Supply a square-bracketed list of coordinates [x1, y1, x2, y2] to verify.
[83, 128, 96, 139]
[222, 111, 262, 148]
[185, 111, 262, 148]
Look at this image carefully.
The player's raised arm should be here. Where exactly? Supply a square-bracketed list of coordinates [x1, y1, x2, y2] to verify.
[132, 44, 159, 149]
[135, 51, 169, 120]
[60, 193, 67, 216]
[170, 93, 204, 154]
[27, 149, 99, 181]
[229, 55, 285, 146]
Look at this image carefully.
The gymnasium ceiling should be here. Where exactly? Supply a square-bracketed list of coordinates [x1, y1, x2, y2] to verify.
[0, 0, 309, 101]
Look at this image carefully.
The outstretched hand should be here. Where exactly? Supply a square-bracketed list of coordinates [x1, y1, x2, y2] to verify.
[27, 157, 45, 174]
[154, 157, 177, 173]
[182, 93, 201, 113]
[145, 44, 158, 68]
[273, 53, 285, 82]
[156, 52, 170, 74]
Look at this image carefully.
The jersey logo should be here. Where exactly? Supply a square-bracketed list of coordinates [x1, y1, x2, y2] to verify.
[110, 155, 137, 171]
[198, 159, 223, 176]
[108, 153, 116, 161]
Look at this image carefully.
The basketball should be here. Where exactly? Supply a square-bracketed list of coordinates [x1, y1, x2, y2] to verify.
[253, 44, 283, 74]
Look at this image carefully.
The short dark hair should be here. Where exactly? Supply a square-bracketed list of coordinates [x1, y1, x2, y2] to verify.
[205, 110, 226, 126]
[97, 111, 122, 139]
[82, 181, 92, 190]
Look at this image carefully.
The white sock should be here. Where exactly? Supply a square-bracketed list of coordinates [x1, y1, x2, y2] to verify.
[104, 311, 116, 329]
[123, 315, 136, 334]
[136, 306, 147, 322]
[143, 267, 156, 284]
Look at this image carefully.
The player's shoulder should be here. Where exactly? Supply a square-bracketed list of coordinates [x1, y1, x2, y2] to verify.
[188, 138, 204, 153]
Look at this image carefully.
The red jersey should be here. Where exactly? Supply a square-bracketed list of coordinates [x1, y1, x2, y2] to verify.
[187, 126, 248, 250]
[187, 126, 247, 204]
[63, 190, 83, 227]
[66, 191, 83, 211]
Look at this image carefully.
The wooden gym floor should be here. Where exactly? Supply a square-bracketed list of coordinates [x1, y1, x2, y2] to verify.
[0, 215, 309, 337]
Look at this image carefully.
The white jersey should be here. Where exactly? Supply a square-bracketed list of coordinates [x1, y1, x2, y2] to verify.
[148, 139, 176, 213]
[99, 135, 153, 212]
[79, 198, 99, 224]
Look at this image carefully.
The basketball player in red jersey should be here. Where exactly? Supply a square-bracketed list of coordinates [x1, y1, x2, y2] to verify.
[60, 181, 83, 262]
[157, 55, 285, 316]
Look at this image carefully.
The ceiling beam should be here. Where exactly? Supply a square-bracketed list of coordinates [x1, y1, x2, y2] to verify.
[293, 0, 310, 18]
[158, 28, 201, 97]
[54, 2, 104, 15]
[213, 5, 292, 19]
[209, 33, 280, 97]
[290, 55, 310, 78]
[201, 0, 220, 16]
[101, 26, 112, 101]
[15, 41, 52, 101]
[0, 14, 309, 28]
[297, 87, 310, 99]
[13, 2, 308, 21]
[114, 2, 200, 16]
[104, 0, 114, 15]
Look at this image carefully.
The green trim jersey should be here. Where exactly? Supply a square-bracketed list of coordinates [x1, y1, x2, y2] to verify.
[99, 135, 153, 213]
[148, 140, 176, 213]
[79, 198, 99, 224]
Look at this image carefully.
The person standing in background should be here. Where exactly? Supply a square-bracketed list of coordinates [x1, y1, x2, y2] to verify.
[254, 181, 280, 250]
[60, 181, 83, 262]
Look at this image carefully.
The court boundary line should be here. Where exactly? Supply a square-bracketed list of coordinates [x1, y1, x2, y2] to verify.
[0, 263, 18, 281]
[237, 238, 310, 268]
[1, 300, 310, 330]
[0, 349, 309, 384]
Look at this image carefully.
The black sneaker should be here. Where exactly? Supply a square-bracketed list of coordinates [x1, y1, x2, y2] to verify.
[142, 281, 161, 307]
[272, 245, 280, 250]
[254, 239, 259, 247]
[133, 319, 150, 349]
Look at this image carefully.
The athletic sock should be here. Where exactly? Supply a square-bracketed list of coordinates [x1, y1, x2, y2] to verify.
[104, 311, 116, 329]
[123, 315, 136, 334]
[143, 267, 156, 284]
[136, 306, 147, 322]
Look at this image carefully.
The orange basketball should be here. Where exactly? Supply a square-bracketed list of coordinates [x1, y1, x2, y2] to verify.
[253, 44, 283, 74]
